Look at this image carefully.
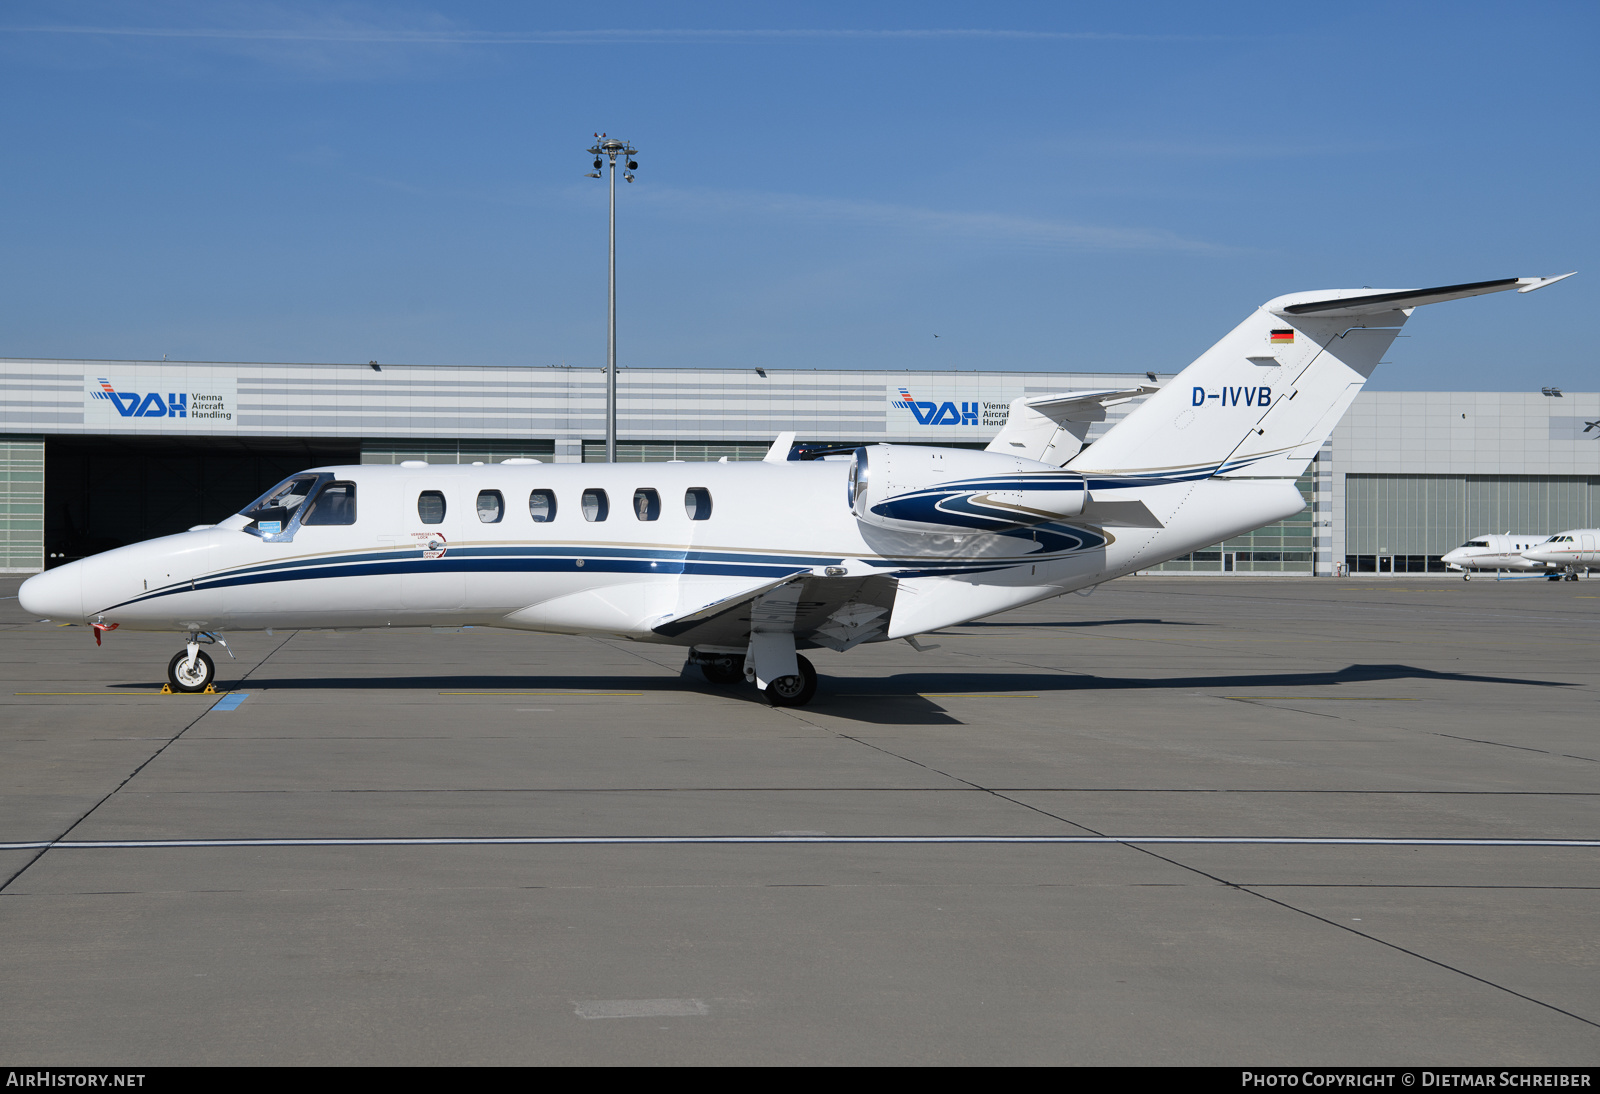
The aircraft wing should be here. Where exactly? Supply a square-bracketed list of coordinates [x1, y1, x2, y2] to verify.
[650, 569, 812, 637]
[652, 573, 900, 651]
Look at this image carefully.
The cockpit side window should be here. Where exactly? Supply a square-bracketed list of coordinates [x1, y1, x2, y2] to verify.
[302, 482, 358, 526]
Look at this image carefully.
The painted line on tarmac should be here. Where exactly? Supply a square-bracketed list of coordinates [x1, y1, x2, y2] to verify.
[210, 692, 250, 711]
[1223, 696, 1421, 701]
[920, 693, 1038, 698]
[2, 836, 1597, 851]
[16, 691, 178, 696]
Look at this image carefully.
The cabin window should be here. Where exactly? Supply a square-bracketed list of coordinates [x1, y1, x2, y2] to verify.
[476, 490, 504, 524]
[418, 491, 446, 525]
[529, 489, 557, 522]
[302, 482, 357, 526]
[684, 487, 712, 521]
[633, 488, 661, 521]
[582, 489, 609, 522]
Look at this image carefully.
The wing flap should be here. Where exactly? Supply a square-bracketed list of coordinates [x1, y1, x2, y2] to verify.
[649, 569, 811, 637]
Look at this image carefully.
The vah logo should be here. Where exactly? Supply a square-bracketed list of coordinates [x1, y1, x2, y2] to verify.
[891, 388, 980, 426]
[91, 378, 187, 417]
[1193, 385, 1272, 408]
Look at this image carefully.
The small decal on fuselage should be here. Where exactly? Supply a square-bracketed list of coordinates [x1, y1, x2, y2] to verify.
[1193, 386, 1272, 407]
[413, 531, 448, 559]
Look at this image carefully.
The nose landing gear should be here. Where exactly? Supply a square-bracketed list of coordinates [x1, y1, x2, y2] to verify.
[167, 648, 216, 693]
[165, 631, 231, 693]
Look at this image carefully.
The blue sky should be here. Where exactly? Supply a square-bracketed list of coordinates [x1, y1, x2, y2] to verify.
[0, 1, 1594, 391]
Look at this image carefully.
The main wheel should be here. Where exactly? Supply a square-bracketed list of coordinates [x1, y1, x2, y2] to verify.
[167, 649, 215, 693]
[764, 655, 817, 707]
[700, 656, 744, 685]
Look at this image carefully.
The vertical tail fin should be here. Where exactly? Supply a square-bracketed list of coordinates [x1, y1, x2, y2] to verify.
[1069, 276, 1571, 479]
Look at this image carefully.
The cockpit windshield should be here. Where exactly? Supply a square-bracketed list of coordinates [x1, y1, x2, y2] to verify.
[243, 474, 319, 518]
[1462, 540, 1488, 548]
[240, 473, 326, 539]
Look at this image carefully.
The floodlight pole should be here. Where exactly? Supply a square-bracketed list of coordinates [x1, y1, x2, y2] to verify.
[587, 135, 638, 463]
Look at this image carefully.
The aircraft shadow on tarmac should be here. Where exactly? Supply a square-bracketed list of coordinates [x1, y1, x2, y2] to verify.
[948, 617, 1210, 630]
[109, 662, 1572, 727]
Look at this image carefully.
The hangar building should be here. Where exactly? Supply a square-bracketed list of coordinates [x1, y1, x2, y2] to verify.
[1, 359, 1596, 576]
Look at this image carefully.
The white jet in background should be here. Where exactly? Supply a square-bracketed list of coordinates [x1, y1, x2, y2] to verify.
[19, 274, 1575, 704]
[1521, 530, 1599, 580]
[1441, 534, 1556, 580]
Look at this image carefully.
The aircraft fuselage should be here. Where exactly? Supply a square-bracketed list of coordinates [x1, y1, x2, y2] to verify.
[21, 458, 1302, 642]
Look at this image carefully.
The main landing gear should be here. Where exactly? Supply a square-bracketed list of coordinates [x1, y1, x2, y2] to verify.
[688, 649, 819, 707]
[698, 653, 745, 686]
[762, 656, 818, 708]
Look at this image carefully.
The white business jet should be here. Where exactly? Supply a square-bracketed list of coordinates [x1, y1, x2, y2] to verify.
[1521, 530, 1599, 580]
[1441, 534, 1556, 579]
[19, 274, 1573, 704]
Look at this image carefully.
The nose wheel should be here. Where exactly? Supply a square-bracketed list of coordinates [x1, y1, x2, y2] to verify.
[167, 649, 216, 693]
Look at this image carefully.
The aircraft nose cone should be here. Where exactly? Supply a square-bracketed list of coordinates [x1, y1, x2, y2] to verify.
[18, 563, 85, 621]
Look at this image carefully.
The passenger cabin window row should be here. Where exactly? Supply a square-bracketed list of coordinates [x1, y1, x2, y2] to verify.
[417, 487, 712, 525]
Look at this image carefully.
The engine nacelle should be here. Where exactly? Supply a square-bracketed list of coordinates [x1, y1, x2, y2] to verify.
[847, 445, 1086, 534]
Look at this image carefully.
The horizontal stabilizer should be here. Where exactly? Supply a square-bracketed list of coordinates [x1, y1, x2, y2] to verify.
[1080, 495, 1163, 528]
[986, 385, 1160, 466]
[1023, 386, 1158, 414]
[1275, 274, 1574, 317]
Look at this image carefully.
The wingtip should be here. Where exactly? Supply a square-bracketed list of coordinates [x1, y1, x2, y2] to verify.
[1517, 271, 1577, 293]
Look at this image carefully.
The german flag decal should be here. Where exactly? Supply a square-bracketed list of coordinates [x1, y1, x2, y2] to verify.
[1270, 329, 1295, 344]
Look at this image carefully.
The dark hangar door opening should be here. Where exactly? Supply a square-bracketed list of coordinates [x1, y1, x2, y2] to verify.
[45, 436, 360, 567]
